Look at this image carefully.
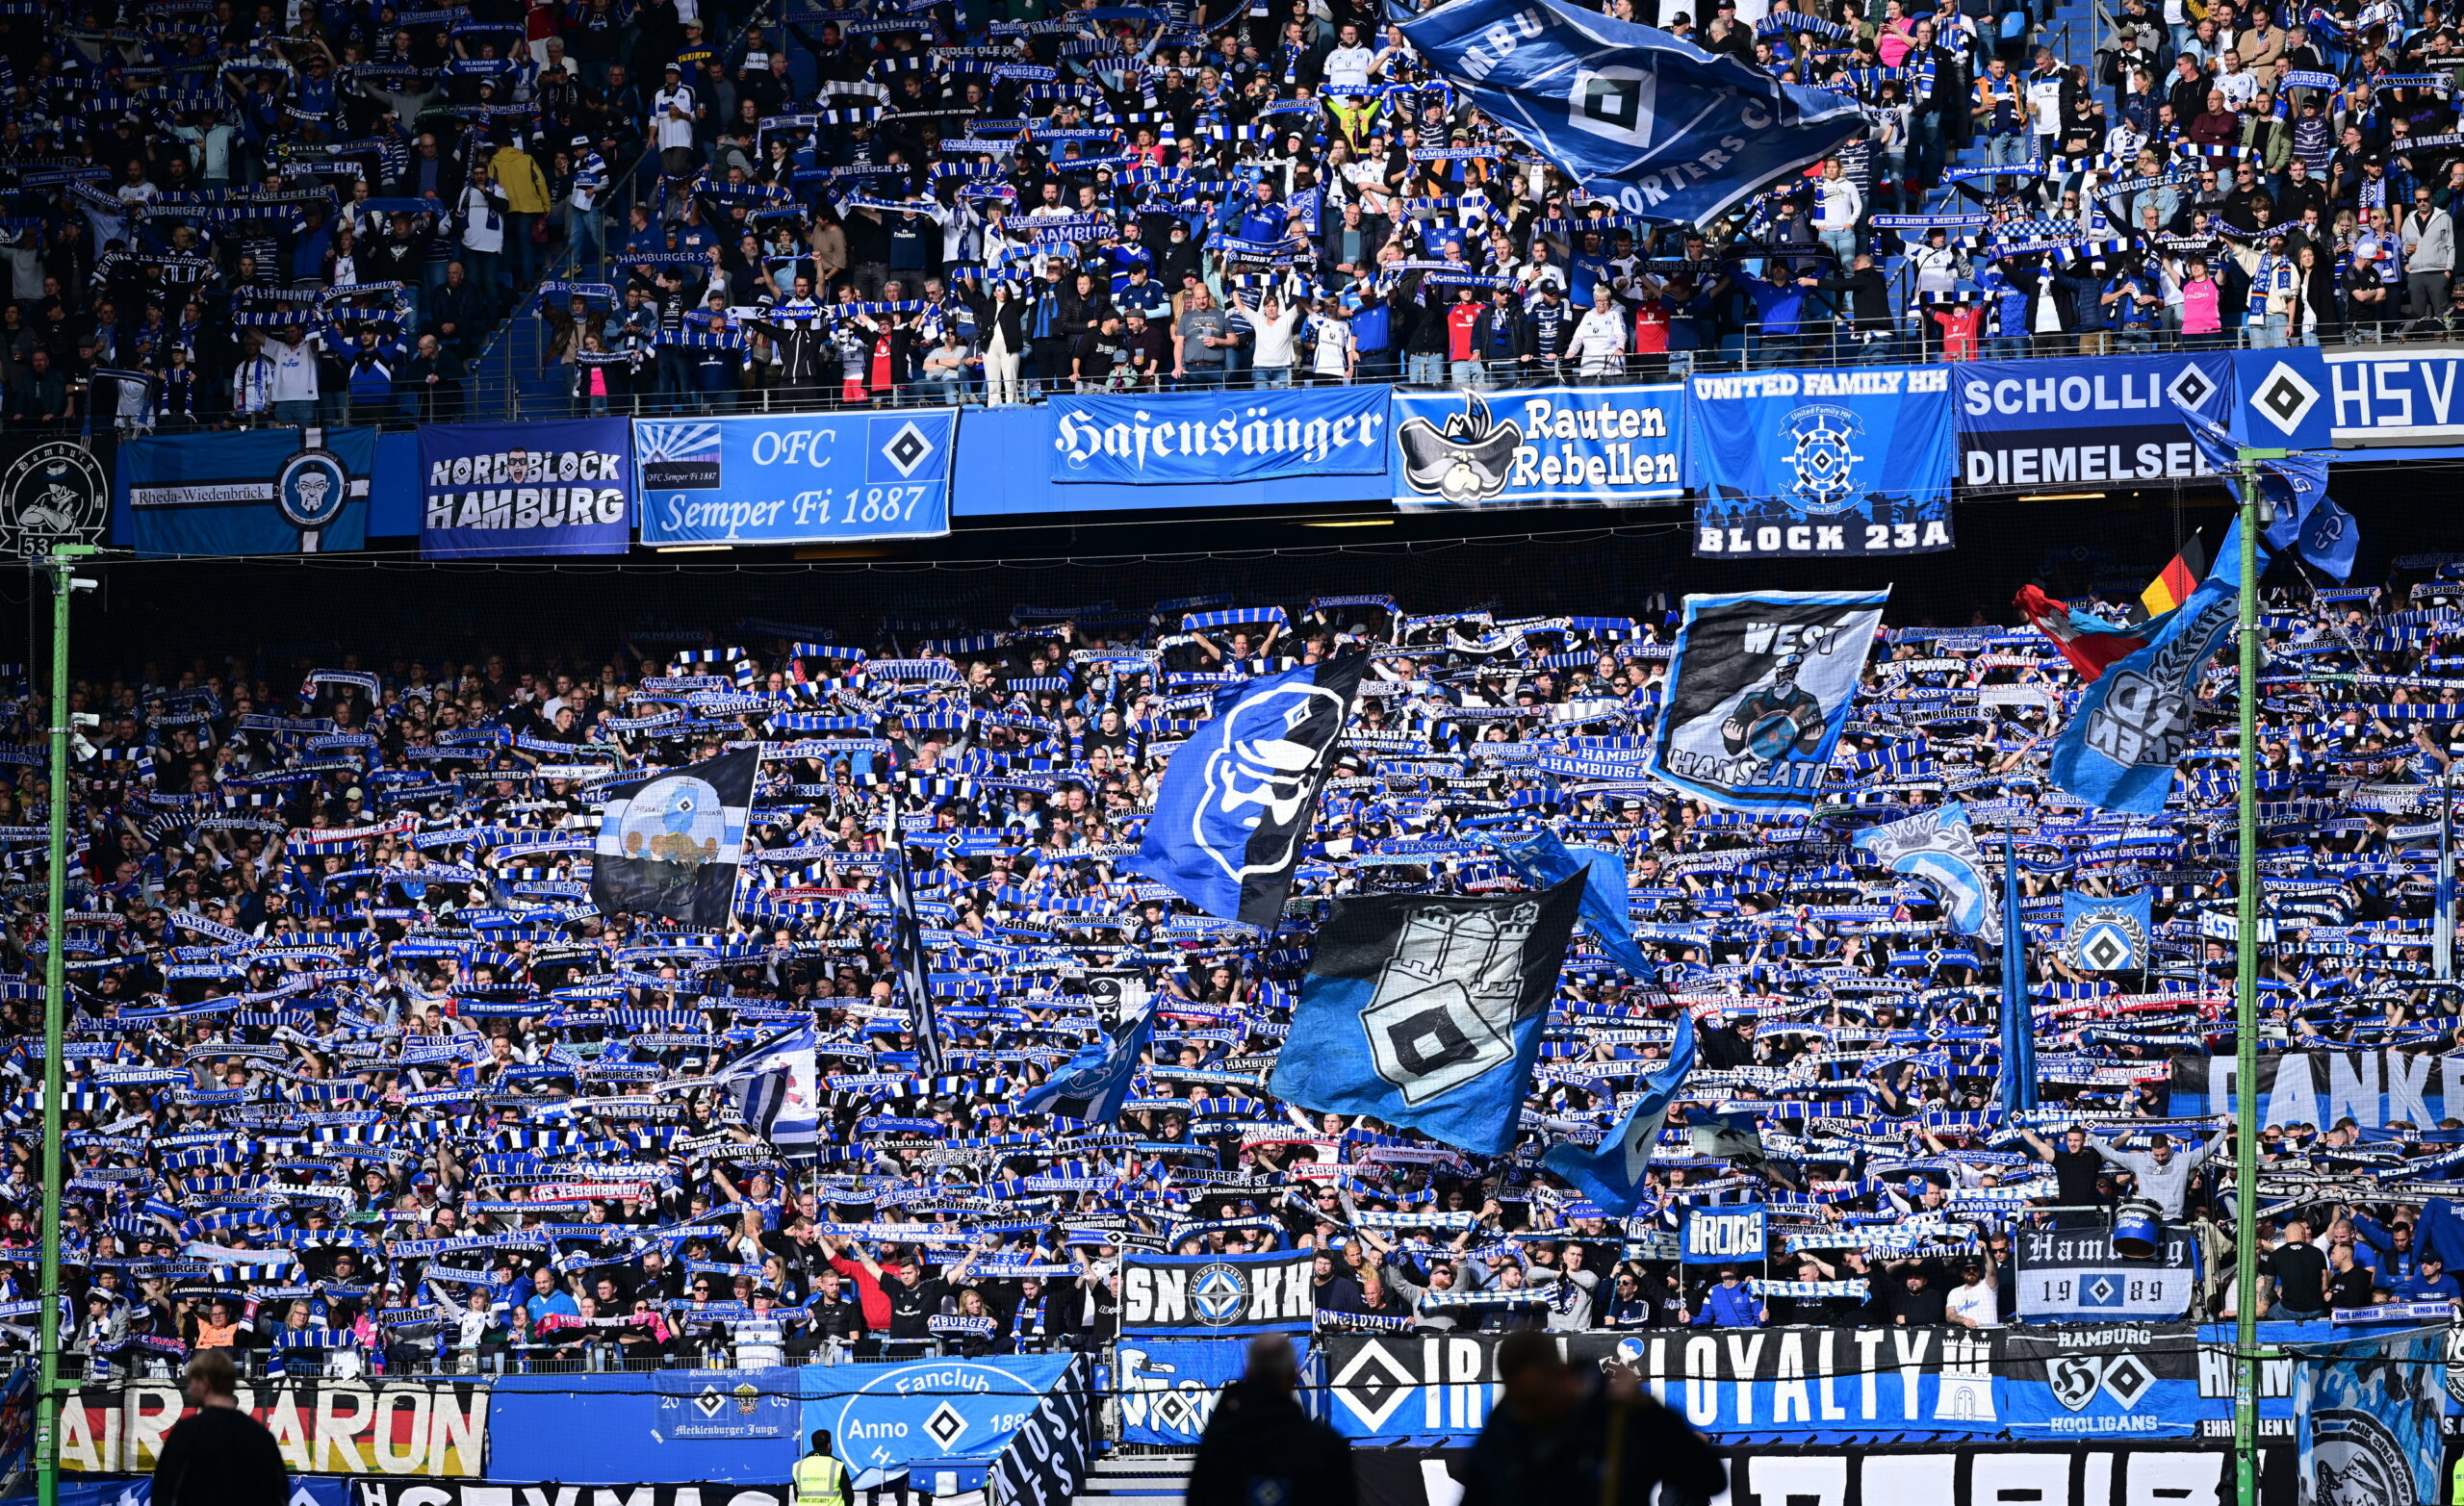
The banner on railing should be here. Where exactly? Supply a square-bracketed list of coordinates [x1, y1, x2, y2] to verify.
[58, 1378, 488, 1476]
[1686, 368, 1955, 558]
[1322, 1328, 2000, 1443]
[1387, 385, 1682, 509]
[2013, 1223, 2198, 1323]
[797, 1354, 1074, 1489]
[631, 412, 956, 546]
[2000, 1322, 2204, 1440]
[657, 1368, 799, 1440]
[419, 419, 633, 558]
[1048, 386, 1388, 485]
[358, 1490, 789, 1506]
[2168, 1049, 2458, 1130]
[1116, 1337, 1314, 1445]
[116, 426, 375, 556]
[2322, 345, 2464, 447]
[1952, 353, 2235, 490]
[989, 1352, 1092, 1506]
[1119, 1249, 1316, 1337]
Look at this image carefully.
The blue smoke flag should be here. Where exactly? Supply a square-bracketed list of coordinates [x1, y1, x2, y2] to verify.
[1020, 1002, 1156, 1125]
[1488, 829, 1657, 983]
[1393, 0, 1865, 225]
[2062, 890, 2154, 971]
[2048, 517, 2266, 814]
[1130, 653, 1366, 930]
[1543, 1008, 1695, 1213]
[713, 1021, 822, 1154]
[1270, 881, 1584, 1156]
[1850, 802, 2001, 946]
[2296, 1330, 2444, 1506]
[2000, 837, 2036, 1114]
[2177, 401, 2355, 581]
[882, 802, 946, 1074]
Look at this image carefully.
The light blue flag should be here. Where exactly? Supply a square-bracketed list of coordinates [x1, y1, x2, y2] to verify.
[1542, 1008, 1696, 1214]
[1488, 829, 1658, 983]
[1999, 838, 2036, 1114]
[1018, 1003, 1156, 1125]
[2061, 890, 2154, 971]
[1392, 0, 1866, 226]
[1850, 802, 2001, 946]
[2048, 517, 2266, 814]
[712, 1021, 821, 1154]
[2177, 400, 2355, 581]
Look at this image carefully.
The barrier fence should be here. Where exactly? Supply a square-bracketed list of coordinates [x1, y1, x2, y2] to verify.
[74, 345, 2453, 564]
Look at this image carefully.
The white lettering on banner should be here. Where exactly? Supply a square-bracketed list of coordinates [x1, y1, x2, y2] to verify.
[2193, 1049, 2452, 1129]
[426, 450, 621, 487]
[60, 1382, 488, 1475]
[1698, 1451, 2243, 1506]
[748, 429, 846, 467]
[2325, 350, 2464, 441]
[1962, 444, 2208, 487]
[1957, 371, 2180, 417]
[1685, 1213, 1764, 1258]
[1052, 406, 1386, 472]
[1697, 522, 1950, 555]
[1694, 370, 1951, 400]
[424, 489, 629, 532]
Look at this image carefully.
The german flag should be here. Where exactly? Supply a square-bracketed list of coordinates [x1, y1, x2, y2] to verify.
[2140, 533, 2210, 619]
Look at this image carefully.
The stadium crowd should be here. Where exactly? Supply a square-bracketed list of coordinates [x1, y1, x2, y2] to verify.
[3, 546, 2463, 1379]
[15, 0, 2464, 428]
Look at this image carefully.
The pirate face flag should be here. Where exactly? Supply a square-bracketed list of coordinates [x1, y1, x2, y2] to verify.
[1269, 880, 1583, 1157]
[1644, 590, 1886, 814]
[588, 748, 758, 927]
[1131, 653, 1367, 929]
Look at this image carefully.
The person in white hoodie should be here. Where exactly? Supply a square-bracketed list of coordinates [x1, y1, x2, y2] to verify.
[1244, 291, 1304, 388]
[258, 324, 323, 426]
[1567, 287, 1628, 380]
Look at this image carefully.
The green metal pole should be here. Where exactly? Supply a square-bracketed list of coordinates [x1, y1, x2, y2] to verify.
[36, 544, 93, 1506]
[2229, 451, 2278, 1506]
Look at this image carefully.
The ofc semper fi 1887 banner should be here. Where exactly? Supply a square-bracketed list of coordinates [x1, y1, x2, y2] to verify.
[631, 411, 955, 545]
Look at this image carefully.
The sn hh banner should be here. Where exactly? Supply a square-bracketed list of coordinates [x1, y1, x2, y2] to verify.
[1389, 386, 1681, 509]
[1049, 386, 1387, 486]
[632, 412, 954, 546]
[1686, 368, 1954, 558]
[2168, 1049, 2458, 1130]
[1118, 1249, 1315, 1336]
[420, 420, 632, 559]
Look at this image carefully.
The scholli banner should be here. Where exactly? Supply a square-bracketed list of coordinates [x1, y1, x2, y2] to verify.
[1048, 386, 1388, 485]
[1389, 386, 1682, 508]
[419, 419, 632, 559]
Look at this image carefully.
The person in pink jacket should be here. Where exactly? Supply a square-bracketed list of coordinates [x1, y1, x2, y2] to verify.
[2178, 258, 2223, 342]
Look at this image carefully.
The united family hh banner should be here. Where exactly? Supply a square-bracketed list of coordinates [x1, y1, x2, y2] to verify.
[419, 419, 632, 558]
[116, 426, 373, 556]
[1270, 883, 1582, 1155]
[1643, 591, 1886, 814]
[1686, 367, 1954, 559]
[1050, 385, 1388, 485]
[1392, 0, 1864, 225]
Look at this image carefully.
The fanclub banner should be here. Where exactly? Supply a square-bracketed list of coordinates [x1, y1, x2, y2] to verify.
[1322, 1329, 2001, 1444]
[632, 411, 955, 545]
[59, 1379, 488, 1475]
[1049, 384, 1388, 485]
[800, 1355, 1073, 1489]
[1119, 1249, 1315, 1337]
[116, 426, 374, 556]
[2168, 1050, 2459, 1130]
[1952, 353, 2235, 490]
[1388, 385, 1683, 508]
[1685, 367, 1954, 558]
[419, 419, 633, 558]
[2013, 1224, 2198, 1323]
[656, 1367, 799, 1440]
[1116, 1338, 1313, 1446]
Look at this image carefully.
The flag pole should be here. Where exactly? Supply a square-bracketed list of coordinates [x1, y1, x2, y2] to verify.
[2229, 446, 2284, 1506]
[36, 543, 96, 1506]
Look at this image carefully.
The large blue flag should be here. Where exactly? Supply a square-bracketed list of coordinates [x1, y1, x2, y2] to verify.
[1393, 0, 1865, 225]
[1999, 838, 2036, 1114]
[1130, 653, 1366, 929]
[1851, 802, 2000, 946]
[2048, 518, 2265, 814]
[2178, 401, 2355, 581]
[1020, 1001, 1156, 1125]
[1488, 829, 1657, 983]
[1270, 882, 1583, 1156]
[1543, 1008, 1696, 1214]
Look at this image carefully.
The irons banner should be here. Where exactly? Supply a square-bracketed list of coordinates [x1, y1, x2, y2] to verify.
[60, 1378, 488, 1476]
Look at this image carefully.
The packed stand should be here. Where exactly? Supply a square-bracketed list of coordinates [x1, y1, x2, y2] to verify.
[7, 549, 2464, 1378]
